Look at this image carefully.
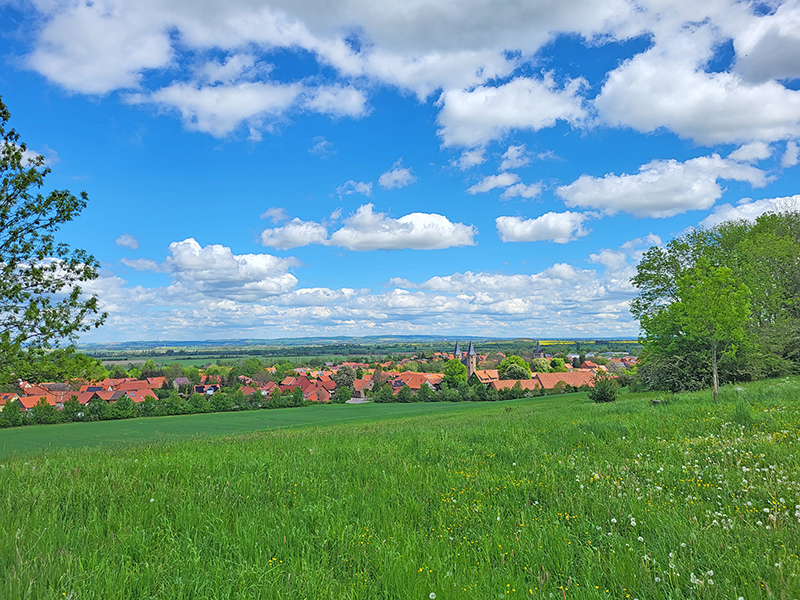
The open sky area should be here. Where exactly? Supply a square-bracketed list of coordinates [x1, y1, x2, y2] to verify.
[2, 0, 800, 342]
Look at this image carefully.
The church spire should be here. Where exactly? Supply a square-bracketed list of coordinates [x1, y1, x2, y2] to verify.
[454, 341, 462, 357]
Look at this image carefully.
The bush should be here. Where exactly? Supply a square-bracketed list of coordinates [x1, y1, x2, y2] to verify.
[588, 374, 619, 403]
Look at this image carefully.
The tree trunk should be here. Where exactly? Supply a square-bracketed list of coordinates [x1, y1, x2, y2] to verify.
[711, 338, 719, 404]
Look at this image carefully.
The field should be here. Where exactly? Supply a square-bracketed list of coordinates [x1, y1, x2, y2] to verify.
[2, 380, 799, 599]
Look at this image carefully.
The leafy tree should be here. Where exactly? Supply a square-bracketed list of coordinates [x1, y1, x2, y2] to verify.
[674, 259, 751, 403]
[88, 397, 111, 421]
[549, 358, 569, 373]
[184, 366, 201, 385]
[397, 384, 414, 403]
[335, 386, 352, 403]
[3, 398, 23, 426]
[416, 383, 435, 403]
[11, 347, 107, 384]
[62, 395, 82, 422]
[141, 359, 159, 378]
[587, 373, 618, 403]
[442, 358, 468, 387]
[32, 397, 60, 424]
[187, 392, 208, 413]
[498, 355, 531, 379]
[0, 97, 106, 384]
[530, 357, 551, 373]
[112, 395, 137, 419]
[332, 365, 356, 390]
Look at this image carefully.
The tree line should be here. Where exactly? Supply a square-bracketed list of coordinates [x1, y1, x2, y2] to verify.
[631, 207, 800, 399]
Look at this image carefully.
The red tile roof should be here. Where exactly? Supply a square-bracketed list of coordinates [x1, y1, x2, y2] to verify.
[535, 371, 595, 389]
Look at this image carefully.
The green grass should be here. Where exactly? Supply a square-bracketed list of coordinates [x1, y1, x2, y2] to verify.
[2, 380, 800, 599]
[0, 400, 528, 460]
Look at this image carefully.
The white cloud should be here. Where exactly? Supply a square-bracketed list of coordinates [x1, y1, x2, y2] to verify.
[378, 160, 417, 190]
[466, 172, 520, 194]
[309, 136, 335, 157]
[782, 141, 799, 168]
[120, 258, 162, 271]
[260, 207, 290, 223]
[496, 211, 592, 244]
[501, 183, 542, 200]
[260, 218, 329, 250]
[499, 144, 530, 170]
[437, 74, 588, 147]
[596, 24, 800, 145]
[196, 54, 260, 85]
[336, 180, 373, 198]
[327, 203, 477, 250]
[301, 84, 368, 118]
[453, 148, 486, 170]
[734, 2, 800, 84]
[699, 195, 800, 228]
[115, 233, 139, 250]
[166, 238, 299, 300]
[728, 142, 773, 163]
[128, 81, 302, 138]
[557, 154, 769, 218]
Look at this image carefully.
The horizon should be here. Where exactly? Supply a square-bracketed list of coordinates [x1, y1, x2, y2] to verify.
[2, 1, 799, 343]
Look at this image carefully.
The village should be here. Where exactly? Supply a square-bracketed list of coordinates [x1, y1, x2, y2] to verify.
[0, 342, 638, 417]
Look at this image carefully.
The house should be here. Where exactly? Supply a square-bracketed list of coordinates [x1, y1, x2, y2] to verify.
[172, 377, 191, 389]
[490, 379, 542, 393]
[472, 369, 499, 384]
[0, 393, 20, 412]
[146, 376, 168, 389]
[535, 371, 595, 390]
[352, 379, 374, 399]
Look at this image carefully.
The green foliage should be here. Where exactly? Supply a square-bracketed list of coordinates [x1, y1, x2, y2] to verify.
[529, 357, 550, 372]
[61, 396, 82, 422]
[2, 399, 23, 426]
[332, 365, 356, 390]
[0, 97, 106, 384]
[184, 367, 202, 385]
[549, 358, 569, 373]
[88, 397, 111, 421]
[442, 358, 468, 387]
[396, 385, 414, 403]
[112, 395, 137, 420]
[587, 373, 618, 403]
[335, 386, 352, 403]
[31, 397, 60, 424]
[498, 355, 531, 380]
[632, 209, 800, 394]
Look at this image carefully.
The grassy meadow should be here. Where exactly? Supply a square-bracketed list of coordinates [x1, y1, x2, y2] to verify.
[2, 380, 800, 599]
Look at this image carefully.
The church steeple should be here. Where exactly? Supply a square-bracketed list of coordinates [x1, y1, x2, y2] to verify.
[454, 341, 462, 357]
[466, 341, 477, 378]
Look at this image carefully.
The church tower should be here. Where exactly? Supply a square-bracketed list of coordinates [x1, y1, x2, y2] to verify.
[466, 341, 477, 378]
[454, 341, 462, 358]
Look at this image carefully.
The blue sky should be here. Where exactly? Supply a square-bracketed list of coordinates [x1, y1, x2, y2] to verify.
[2, 0, 799, 342]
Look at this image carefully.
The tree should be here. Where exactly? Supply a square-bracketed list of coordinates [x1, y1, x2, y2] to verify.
[397, 384, 414, 403]
[332, 365, 356, 390]
[442, 358, 468, 387]
[335, 386, 352, 403]
[587, 373, 618, 403]
[530, 357, 550, 373]
[112, 395, 137, 419]
[62, 395, 82, 422]
[675, 258, 751, 403]
[0, 97, 106, 383]
[498, 355, 531, 380]
[549, 358, 569, 373]
[31, 397, 60, 424]
[3, 398, 23, 426]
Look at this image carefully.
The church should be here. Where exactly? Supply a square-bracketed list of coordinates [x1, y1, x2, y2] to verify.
[453, 341, 477, 378]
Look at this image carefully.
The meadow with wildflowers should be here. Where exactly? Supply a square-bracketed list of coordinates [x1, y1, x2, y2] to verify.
[2, 378, 799, 599]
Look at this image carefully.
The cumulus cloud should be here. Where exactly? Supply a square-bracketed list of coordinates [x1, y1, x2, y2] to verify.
[336, 180, 373, 198]
[596, 25, 800, 145]
[496, 211, 592, 243]
[499, 144, 530, 170]
[115, 233, 139, 250]
[301, 84, 368, 118]
[166, 238, 299, 300]
[327, 204, 477, 250]
[260, 218, 329, 250]
[437, 74, 588, 147]
[128, 81, 302, 138]
[466, 172, 520, 194]
[782, 141, 799, 168]
[699, 195, 800, 228]
[453, 148, 486, 170]
[734, 2, 800, 84]
[501, 183, 542, 200]
[557, 154, 769, 218]
[378, 160, 417, 190]
[728, 142, 773, 163]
